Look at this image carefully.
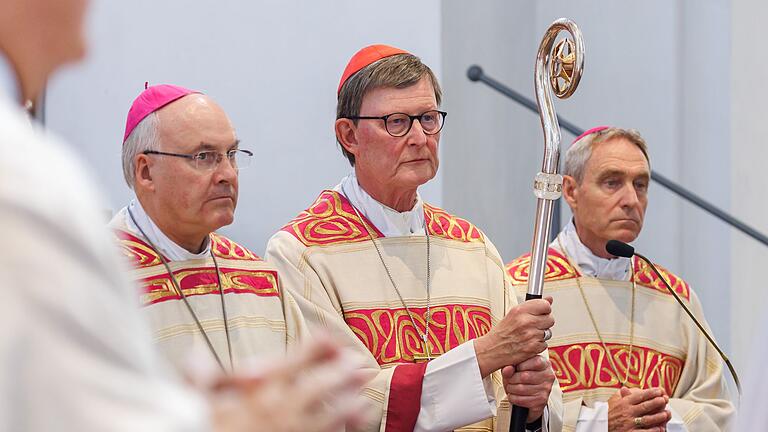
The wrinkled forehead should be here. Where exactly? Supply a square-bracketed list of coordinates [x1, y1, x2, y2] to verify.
[587, 138, 651, 177]
[361, 76, 438, 112]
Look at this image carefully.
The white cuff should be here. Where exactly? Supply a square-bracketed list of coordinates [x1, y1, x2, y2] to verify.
[414, 340, 495, 432]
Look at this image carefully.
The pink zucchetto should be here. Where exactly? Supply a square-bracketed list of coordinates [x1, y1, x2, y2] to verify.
[572, 125, 610, 145]
[123, 84, 201, 143]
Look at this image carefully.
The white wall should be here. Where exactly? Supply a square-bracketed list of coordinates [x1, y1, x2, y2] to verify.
[731, 0, 768, 378]
[45, 0, 443, 256]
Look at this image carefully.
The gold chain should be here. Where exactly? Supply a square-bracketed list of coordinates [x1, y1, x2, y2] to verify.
[342, 192, 433, 361]
[558, 238, 635, 387]
[127, 207, 233, 373]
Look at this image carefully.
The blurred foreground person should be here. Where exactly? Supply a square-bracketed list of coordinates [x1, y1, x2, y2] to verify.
[0, 0, 362, 430]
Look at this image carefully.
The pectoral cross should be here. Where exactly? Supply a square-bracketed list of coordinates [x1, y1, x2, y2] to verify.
[413, 333, 433, 362]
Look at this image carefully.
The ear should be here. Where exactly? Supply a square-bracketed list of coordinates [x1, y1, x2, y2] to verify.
[335, 118, 360, 158]
[562, 175, 579, 210]
[133, 154, 156, 192]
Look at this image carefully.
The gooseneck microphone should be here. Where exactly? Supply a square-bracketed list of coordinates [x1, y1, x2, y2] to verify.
[605, 240, 741, 394]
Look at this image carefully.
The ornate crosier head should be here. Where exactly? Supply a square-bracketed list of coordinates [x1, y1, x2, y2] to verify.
[550, 38, 579, 98]
[528, 18, 585, 295]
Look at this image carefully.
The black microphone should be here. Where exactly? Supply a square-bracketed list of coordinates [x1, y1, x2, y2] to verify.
[605, 239, 634, 258]
[605, 240, 741, 394]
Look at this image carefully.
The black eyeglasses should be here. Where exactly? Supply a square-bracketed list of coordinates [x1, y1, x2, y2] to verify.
[345, 110, 447, 137]
[143, 149, 253, 171]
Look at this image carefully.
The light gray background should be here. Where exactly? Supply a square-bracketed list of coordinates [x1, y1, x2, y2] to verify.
[46, 0, 763, 379]
[47, 0, 444, 254]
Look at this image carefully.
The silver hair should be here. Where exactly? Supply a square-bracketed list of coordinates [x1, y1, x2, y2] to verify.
[122, 112, 161, 189]
[563, 127, 650, 183]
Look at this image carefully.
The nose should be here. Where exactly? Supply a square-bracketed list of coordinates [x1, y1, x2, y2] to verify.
[405, 118, 428, 146]
[213, 154, 238, 183]
[619, 182, 640, 209]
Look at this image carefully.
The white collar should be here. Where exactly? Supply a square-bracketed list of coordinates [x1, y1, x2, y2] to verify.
[334, 172, 425, 237]
[555, 220, 631, 281]
[125, 198, 211, 262]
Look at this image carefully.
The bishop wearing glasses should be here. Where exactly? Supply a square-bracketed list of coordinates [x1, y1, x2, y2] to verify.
[266, 45, 563, 432]
[109, 84, 306, 374]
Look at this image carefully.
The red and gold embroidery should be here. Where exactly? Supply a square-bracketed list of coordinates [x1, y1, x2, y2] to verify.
[114, 230, 164, 267]
[113, 229, 278, 305]
[505, 250, 691, 301]
[423, 204, 484, 243]
[281, 190, 382, 246]
[343, 304, 492, 365]
[141, 267, 279, 305]
[632, 257, 690, 301]
[549, 342, 684, 396]
[505, 248, 580, 285]
[282, 191, 485, 247]
[211, 233, 258, 260]
[115, 230, 264, 267]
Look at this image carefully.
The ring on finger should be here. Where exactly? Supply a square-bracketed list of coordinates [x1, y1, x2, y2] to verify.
[543, 328, 552, 341]
[634, 416, 644, 427]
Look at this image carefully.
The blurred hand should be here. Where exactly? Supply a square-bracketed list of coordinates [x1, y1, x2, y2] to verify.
[206, 336, 366, 432]
[607, 386, 671, 432]
[475, 297, 554, 377]
[501, 355, 555, 422]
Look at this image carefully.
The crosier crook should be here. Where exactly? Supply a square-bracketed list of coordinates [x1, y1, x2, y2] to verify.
[509, 18, 585, 432]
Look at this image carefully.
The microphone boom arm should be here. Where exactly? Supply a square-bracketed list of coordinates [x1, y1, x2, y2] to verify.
[634, 252, 741, 395]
